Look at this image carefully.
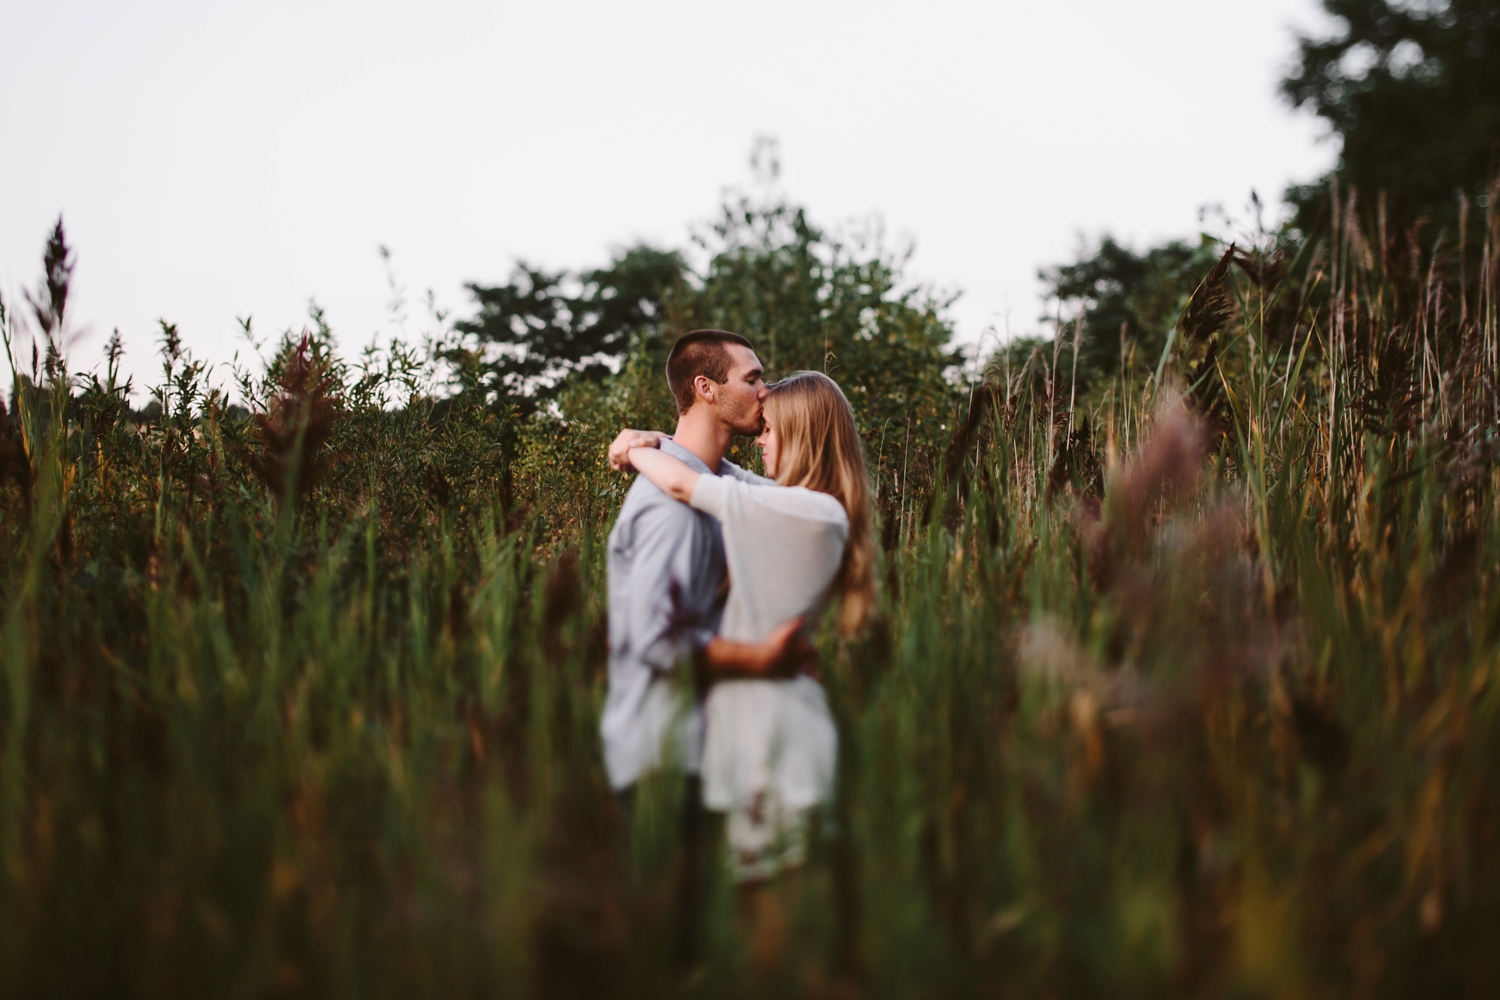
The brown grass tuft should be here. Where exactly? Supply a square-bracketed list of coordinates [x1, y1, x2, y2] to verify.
[1180, 246, 1237, 439]
[247, 334, 343, 505]
[1089, 391, 1208, 585]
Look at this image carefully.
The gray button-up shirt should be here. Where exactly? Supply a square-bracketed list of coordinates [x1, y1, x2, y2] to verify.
[600, 439, 770, 790]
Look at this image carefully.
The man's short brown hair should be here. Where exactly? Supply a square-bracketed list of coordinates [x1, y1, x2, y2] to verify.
[665, 329, 754, 414]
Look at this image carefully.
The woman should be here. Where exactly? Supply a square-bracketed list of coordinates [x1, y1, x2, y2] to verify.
[620, 371, 875, 934]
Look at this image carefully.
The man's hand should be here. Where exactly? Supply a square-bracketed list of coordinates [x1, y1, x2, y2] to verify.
[762, 617, 819, 679]
[607, 429, 669, 471]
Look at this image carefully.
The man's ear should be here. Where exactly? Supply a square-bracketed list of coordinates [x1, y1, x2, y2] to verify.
[692, 374, 716, 405]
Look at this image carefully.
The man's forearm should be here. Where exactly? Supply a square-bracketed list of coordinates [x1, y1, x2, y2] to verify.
[701, 619, 815, 681]
[703, 636, 775, 677]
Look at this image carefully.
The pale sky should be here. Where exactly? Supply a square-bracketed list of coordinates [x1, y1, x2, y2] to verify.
[1, 0, 1338, 398]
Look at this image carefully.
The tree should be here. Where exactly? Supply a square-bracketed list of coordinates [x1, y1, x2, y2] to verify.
[681, 188, 960, 442]
[1282, 0, 1500, 222]
[453, 244, 686, 418]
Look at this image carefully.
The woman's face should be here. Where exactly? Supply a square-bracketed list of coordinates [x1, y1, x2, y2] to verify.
[756, 411, 781, 479]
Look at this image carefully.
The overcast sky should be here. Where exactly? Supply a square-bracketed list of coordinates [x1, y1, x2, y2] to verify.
[1, 0, 1339, 396]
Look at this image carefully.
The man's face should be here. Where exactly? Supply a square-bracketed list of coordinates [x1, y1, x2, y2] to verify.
[706, 344, 768, 436]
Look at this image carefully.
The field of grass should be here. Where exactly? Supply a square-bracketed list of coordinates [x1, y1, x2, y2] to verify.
[2, 191, 1498, 997]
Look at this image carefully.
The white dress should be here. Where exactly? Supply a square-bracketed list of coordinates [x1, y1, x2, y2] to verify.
[687, 474, 846, 881]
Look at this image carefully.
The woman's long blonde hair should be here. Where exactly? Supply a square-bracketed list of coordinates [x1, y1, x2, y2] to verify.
[764, 371, 876, 637]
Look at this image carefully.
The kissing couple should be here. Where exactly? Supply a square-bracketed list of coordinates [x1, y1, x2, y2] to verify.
[601, 328, 874, 966]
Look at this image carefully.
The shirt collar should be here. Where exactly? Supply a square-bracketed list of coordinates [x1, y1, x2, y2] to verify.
[659, 438, 714, 475]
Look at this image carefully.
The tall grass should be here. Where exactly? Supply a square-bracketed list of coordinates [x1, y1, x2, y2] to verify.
[1, 192, 1498, 997]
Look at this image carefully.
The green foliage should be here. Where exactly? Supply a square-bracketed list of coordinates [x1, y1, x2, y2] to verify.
[1283, 0, 1500, 222]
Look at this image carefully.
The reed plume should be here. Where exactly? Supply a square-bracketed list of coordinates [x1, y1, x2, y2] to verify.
[247, 333, 343, 504]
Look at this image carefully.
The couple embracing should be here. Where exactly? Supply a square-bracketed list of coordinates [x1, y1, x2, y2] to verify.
[601, 329, 873, 964]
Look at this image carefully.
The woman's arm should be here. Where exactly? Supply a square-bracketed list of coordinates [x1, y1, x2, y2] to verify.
[627, 446, 701, 503]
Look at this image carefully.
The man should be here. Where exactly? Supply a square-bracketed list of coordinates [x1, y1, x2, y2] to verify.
[601, 328, 804, 969]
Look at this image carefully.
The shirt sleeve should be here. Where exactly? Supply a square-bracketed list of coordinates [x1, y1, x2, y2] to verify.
[626, 501, 715, 673]
[719, 460, 777, 486]
[748, 484, 847, 523]
[690, 476, 848, 530]
[688, 474, 728, 519]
